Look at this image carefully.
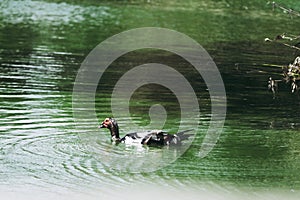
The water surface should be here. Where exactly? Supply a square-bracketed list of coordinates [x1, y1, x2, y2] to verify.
[1, 0, 300, 199]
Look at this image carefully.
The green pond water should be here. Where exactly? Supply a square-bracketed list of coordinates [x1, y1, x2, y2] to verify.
[0, 0, 300, 199]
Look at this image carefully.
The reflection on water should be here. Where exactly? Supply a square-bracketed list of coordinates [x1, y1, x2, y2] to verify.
[0, 0, 113, 25]
[1, 0, 300, 199]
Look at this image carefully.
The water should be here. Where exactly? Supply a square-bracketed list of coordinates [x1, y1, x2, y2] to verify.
[1, 0, 300, 199]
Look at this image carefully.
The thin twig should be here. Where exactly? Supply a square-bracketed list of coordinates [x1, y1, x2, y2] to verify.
[264, 38, 300, 51]
[269, 1, 300, 17]
[281, 42, 300, 51]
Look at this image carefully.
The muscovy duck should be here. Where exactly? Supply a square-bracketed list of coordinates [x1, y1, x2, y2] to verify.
[98, 117, 192, 146]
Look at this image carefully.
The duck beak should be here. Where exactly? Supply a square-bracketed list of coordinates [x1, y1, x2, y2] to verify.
[98, 124, 105, 128]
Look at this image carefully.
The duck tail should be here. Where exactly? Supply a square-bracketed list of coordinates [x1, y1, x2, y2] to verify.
[175, 129, 194, 141]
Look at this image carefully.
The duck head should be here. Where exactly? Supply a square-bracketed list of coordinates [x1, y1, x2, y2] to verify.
[99, 117, 120, 140]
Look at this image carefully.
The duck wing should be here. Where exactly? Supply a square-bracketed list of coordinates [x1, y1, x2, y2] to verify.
[120, 131, 159, 144]
[136, 130, 166, 145]
[119, 132, 142, 143]
[141, 129, 193, 146]
[156, 129, 194, 145]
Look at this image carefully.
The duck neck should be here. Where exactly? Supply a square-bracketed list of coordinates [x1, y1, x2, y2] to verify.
[109, 124, 120, 141]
